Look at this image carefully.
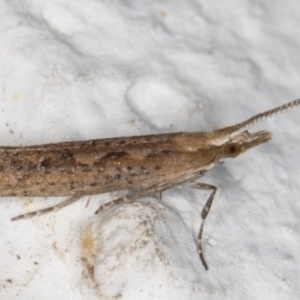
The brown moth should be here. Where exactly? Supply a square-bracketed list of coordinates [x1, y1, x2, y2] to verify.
[8, 98, 300, 270]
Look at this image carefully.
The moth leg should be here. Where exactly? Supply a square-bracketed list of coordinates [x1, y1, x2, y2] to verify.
[95, 183, 172, 214]
[95, 171, 206, 214]
[94, 196, 130, 214]
[190, 182, 217, 271]
[11, 194, 82, 221]
[95, 182, 174, 214]
[95, 174, 215, 270]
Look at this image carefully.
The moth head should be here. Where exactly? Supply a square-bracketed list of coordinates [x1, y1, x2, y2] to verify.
[218, 130, 272, 159]
[211, 98, 300, 160]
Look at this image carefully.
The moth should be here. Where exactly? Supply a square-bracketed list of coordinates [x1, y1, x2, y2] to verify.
[7, 98, 300, 270]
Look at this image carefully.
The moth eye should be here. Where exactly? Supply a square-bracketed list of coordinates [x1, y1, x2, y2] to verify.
[223, 143, 243, 157]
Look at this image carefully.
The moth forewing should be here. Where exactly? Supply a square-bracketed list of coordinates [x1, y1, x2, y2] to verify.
[9, 98, 300, 270]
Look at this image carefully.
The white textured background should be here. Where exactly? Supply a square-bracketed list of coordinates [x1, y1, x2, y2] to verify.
[0, 1, 300, 299]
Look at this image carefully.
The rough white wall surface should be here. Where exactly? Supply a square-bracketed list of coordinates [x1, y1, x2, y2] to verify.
[0, 1, 300, 299]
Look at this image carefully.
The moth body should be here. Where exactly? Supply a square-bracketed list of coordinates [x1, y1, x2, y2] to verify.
[8, 98, 300, 270]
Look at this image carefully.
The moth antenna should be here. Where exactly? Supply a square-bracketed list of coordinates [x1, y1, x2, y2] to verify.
[222, 98, 300, 139]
